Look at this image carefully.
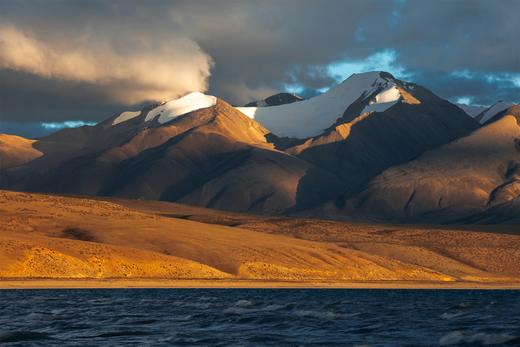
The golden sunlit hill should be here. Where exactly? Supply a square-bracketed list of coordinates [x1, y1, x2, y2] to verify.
[0, 134, 43, 169]
[1, 189, 519, 288]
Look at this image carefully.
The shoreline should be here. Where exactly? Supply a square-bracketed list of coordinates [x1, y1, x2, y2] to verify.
[2, 279, 520, 290]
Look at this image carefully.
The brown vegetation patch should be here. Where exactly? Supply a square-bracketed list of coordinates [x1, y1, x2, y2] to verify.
[61, 228, 97, 242]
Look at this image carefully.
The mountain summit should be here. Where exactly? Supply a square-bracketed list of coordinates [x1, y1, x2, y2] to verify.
[258, 71, 478, 201]
[237, 71, 416, 138]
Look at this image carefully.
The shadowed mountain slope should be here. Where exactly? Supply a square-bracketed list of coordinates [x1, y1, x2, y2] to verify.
[1, 98, 343, 213]
[345, 106, 520, 223]
[285, 73, 479, 202]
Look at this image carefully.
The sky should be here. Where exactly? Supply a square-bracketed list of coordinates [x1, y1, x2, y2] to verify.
[0, 0, 519, 137]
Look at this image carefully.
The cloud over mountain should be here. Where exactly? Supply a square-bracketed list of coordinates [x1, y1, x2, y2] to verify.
[0, 24, 213, 104]
[0, 0, 519, 133]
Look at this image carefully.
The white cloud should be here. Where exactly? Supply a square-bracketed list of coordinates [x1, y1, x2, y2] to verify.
[41, 120, 97, 130]
[0, 25, 214, 103]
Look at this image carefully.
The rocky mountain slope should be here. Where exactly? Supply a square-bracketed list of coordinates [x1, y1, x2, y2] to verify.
[282, 72, 479, 199]
[345, 106, 520, 223]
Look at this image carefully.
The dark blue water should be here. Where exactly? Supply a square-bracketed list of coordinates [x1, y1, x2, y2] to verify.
[0, 289, 519, 346]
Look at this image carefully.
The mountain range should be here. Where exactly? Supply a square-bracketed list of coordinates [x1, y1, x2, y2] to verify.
[1, 71, 518, 223]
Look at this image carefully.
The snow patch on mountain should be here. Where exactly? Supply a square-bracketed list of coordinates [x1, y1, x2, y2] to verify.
[112, 111, 142, 125]
[456, 103, 487, 118]
[479, 101, 516, 124]
[361, 84, 400, 114]
[373, 85, 401, 104]
[145, 92, 217, 124]
[236, 72, 401, 138]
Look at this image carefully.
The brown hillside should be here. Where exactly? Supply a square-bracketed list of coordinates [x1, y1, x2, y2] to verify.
[345, 108, 520, 223]
[1, 190, 519, 286]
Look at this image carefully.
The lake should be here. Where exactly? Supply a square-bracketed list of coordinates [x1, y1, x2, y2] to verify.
[0, 289, 519, 346]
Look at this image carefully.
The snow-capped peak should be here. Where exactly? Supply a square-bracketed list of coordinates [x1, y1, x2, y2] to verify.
[361, 83, 401, 115]
[145, 92, 217, 124]
[111, 92, 217, 127]
[236, 71, 402, 138]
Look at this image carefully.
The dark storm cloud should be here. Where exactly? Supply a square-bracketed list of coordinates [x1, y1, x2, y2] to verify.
[0, 70, 131, 121]
[169, 0, 397, 101]
[0, 0, 519, 136]
[176, 0, 520, 104]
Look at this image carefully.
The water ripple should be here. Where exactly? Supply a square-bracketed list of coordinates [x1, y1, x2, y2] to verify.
[0, 289, 518, 346]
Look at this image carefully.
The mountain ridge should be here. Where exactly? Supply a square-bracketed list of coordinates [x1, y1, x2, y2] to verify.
[344, 106, 520, 223]
[1, 97, 344, 213]
[2, 70, 517, 223]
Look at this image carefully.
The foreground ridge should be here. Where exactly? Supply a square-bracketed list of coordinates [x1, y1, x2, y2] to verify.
[1, 189, 519, 287]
